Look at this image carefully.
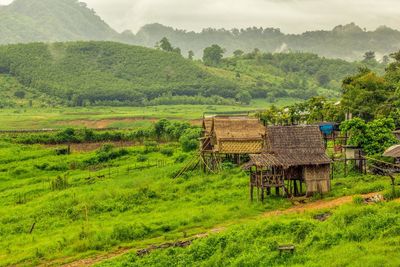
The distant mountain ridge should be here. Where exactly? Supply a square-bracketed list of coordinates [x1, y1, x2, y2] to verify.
[132, 23, 400, 61]
[0, 0, 400, 60]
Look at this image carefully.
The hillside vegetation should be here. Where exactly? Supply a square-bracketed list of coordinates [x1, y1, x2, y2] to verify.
[100, 201, 400, 267]
[0, 0, 120, 43]
[0, 0, 399, 61]
[0, 132, 395, 266]
[0, 41, 365, 108]
[123, 23, 400, 61]
[0, 42, 239, 106]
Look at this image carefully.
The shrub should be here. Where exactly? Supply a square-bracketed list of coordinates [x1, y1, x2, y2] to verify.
[111, 223, 151, 242]
[50, 175, 69, 191]
[160, 147, 174, 157]
[174, 153, 188, 163]
[144, 141, 159, 153]
[179, 128, 201, 152]
[137, 154, 148, 162]
[353, 195, 364, 205]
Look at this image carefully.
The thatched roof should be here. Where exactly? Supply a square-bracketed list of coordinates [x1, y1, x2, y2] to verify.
[383, 145, 400, 158]
[205, 116, 266, 141]
[244, 125, 331, 169]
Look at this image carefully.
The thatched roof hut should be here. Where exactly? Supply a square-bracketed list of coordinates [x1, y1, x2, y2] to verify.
[383, 145, 400, 158]
[245, 125, 332, 196]
[246, 126, 331, 168]
[202, 116, 266, 154]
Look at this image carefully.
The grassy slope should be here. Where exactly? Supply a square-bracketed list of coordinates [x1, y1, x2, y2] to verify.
[99, 201, 400, 267]
[0, 139, 396, 266]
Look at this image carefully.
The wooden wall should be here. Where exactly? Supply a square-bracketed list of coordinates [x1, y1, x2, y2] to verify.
[304, 165, 331, 195]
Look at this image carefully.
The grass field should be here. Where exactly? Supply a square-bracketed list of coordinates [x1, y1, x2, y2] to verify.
[99, 200, 400, 267]
[0, 98, 299, 130]
[0, 136, 397, 266]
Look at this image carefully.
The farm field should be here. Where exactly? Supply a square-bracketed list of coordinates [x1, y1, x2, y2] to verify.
[0, 98, 299, 130]
[0, 135, 398, 266]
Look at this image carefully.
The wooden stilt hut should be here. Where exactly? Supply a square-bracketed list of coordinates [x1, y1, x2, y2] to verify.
[201, 116, 266, 171]
[244, 125, 332, 199]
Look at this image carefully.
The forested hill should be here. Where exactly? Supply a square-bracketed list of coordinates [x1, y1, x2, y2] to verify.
[0, 41, 366, 108]
[132, 23, 400, 61]
[0, 42, 240, 107]
[0, 0, 120, 43]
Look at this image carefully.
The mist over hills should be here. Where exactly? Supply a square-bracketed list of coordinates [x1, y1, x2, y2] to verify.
[0, 0, 399, 61]
[0, 0, 120, 43]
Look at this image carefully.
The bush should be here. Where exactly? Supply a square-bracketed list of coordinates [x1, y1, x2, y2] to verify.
[179, 128, 201, 152]
[111, 223, 151, 242]
[144, 141, 159, 153]
[353, 195, 364, 204]
[174, 153, 188, 163]
[85, 145, 129, 165]
[160, 147, 174, 157]
[51, 175, 69, 191]
[137, 154, 148, 162]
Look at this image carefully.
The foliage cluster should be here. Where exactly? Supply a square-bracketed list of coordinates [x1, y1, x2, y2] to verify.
[341, 51, 400, 121]
[340, 118, 398, 155]
[257, 96, 344, 125]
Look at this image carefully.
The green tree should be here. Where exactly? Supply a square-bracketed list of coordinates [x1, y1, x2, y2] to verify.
[235, 91, 252, 105]
[188, 50, 194, 60]
[157, 37, 174, 52]
[363, 51, 376, 62]
[203, 45, 225, 66]
[341, 118, 397, 155]
[342, 68, 394, 121]
[14, 90, 25, 99]
[233, 50, 244, 57]
[316, 72, 330, 86]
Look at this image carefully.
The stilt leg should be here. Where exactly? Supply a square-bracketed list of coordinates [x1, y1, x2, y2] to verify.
[294, 180, 299, 196]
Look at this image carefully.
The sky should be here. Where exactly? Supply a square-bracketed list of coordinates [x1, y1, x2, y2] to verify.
[1, 0, 399, 33]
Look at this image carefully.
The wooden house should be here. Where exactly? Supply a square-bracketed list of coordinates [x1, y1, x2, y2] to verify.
[384, 145, 400, 163]
[201, 116, 266, 169]
[202, 116, 266, 154]
[244, 125, 332, 199]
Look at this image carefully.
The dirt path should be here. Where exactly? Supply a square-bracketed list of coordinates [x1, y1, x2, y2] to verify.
[56, 192, 383, 267]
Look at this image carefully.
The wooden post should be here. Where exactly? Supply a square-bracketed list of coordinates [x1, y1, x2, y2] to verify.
[294, 180, 298, 196]
[250, 183, 254, 202]
[299, 180, 303, 195]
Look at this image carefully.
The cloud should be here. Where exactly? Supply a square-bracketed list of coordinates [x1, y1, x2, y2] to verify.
[1, 0, 399, 33]
[82, 0, 400, 33]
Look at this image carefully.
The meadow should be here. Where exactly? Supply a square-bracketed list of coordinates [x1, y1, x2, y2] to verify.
[99, 201, 400, 267]
[0, 135, 396, 266]
[0, 98, 298, 130]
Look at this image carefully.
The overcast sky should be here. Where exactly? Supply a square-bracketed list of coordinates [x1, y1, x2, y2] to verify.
[1, 0, 399, 33]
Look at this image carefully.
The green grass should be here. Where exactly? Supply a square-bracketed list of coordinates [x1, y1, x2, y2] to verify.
[0, 137, 397, 266]
[0, 141, 271, 266]
[98, 201, 400, 267]
[0, 98, 300, 130]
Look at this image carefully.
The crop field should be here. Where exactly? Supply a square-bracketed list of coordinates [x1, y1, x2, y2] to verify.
[0, 133, 398, 266]
[0, 98, 299, 130]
